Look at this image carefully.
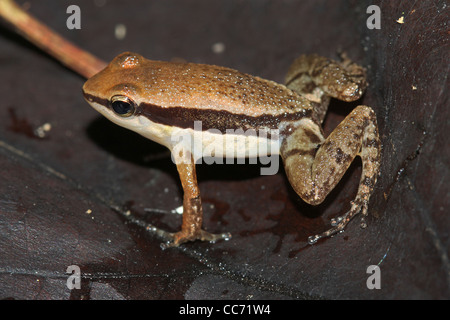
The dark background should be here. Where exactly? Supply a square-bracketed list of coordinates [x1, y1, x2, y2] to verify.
[0, 0, 448, 299]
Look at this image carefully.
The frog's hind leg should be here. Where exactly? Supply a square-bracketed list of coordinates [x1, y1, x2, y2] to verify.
[285, 54, 367, 124]
[281, 105, 380, 244]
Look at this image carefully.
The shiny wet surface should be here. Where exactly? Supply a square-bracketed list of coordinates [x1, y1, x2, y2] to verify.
[0, 0, 448, 299]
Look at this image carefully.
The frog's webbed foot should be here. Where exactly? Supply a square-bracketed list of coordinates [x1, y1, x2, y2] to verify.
[141, 210, 231, 249]
[160, 229, 232, 249]
[307, 200, 369, 244]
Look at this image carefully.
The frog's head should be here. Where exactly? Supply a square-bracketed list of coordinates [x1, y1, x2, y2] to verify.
[82, 52, 175, 147]
[82, 52, 146, 122]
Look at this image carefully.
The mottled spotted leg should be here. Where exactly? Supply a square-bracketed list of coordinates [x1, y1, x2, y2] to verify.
[285, 54, 367, 123]
[281, 106, 380, 244]
[161, 150, 231, 248]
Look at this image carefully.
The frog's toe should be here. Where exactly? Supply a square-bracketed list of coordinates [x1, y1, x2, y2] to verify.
[160, 229, 231, 249]
[307, 220, 348, 244]
[308, 200, 368, 244]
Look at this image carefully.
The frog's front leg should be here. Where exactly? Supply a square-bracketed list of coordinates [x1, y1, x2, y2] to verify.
[281, 105, 381, 244]
[161, 149, 231, 248]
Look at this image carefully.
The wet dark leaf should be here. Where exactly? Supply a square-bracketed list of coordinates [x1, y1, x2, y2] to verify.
[0, 0, 448, 299]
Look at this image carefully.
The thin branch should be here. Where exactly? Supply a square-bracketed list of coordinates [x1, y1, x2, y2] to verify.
[0, 0, 106, 79]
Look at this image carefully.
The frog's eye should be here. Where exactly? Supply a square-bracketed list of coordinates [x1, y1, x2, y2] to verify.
[110, 95, 136, 117]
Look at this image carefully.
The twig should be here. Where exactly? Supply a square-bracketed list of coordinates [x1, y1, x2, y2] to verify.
[0, 0, 106, 78]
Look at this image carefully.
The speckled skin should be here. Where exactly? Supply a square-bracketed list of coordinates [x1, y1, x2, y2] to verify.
[83, 52, 381, 246]
[84, 52, 310, 116]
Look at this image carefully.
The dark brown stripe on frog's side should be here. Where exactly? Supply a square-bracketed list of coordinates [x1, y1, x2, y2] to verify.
[138, 102, 311, 133]
[82, 92, 312, 133]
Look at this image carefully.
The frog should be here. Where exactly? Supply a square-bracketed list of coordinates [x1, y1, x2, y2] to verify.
[82, 52, 381, 248]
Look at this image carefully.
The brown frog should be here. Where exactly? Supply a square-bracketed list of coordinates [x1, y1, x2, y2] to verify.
[82, 52, 381, 248]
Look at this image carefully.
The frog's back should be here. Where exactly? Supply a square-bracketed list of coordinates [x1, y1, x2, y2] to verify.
[85, 52, 313, 131]
[109, 52, 310, 113]
[151, 60, 311, 115]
